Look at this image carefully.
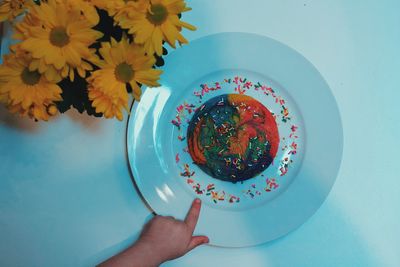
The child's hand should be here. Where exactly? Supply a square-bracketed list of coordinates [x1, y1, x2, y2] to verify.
[136, 198, 209, 264]
[99, 198, 209, 267]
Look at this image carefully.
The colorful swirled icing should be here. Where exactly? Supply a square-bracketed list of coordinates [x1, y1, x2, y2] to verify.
[187, 94, 279, 183]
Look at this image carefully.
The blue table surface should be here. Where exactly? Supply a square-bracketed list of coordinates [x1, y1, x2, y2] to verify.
[1, 1, 399, 266]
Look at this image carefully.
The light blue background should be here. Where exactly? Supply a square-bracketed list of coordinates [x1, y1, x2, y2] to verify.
[0, 1, 399, 266]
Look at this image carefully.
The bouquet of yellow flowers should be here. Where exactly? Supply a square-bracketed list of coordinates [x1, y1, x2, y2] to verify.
[0, 0, 195, 121]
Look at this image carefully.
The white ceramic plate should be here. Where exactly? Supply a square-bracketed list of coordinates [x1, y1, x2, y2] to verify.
[126, 32, 343, 247]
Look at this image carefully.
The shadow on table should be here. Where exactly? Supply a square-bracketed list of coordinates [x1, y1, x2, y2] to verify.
[0, 105, 105, 133]
[0, 106, 40, 133]
[65, 109, 103, 132]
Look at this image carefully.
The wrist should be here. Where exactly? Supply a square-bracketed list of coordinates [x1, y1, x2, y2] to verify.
[130, 241, 164, 267]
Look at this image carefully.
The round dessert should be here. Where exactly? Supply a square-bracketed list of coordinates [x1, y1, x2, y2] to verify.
[187, 94, 279, 183]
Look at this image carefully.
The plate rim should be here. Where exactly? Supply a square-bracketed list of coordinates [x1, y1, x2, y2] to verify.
[126, 32, 344, 247]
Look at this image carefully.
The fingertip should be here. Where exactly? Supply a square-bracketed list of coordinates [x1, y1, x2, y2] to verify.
[188, 235, 209, 251]
[185, 199, 202, 230]
[197, 236, 209, 245]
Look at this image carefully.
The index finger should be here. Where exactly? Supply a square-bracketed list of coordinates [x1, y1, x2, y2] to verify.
[184, 198, 202, 233]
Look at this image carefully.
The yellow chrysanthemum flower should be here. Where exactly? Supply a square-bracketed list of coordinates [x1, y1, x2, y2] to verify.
[14, 0, 103, 82]
[0, 0, 33, 22]
[87, 84, 128, 121]
[55, 0, 119, 26]
[114, 0, 196, 56]
[98, 0, 149, 17]
[0, 53, 62, 121]
[94, 0, 128, 16]
[55, 0, 100, 26]
[87, 36, 162, 120]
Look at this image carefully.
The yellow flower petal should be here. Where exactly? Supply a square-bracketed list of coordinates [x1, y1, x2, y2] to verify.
[152, 27, 164, 56]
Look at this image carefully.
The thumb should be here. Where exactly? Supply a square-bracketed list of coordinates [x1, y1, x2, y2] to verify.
[187, 236, 209, 252]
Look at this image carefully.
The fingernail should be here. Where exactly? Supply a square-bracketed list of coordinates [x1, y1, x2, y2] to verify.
[195, 198, 201, 204]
